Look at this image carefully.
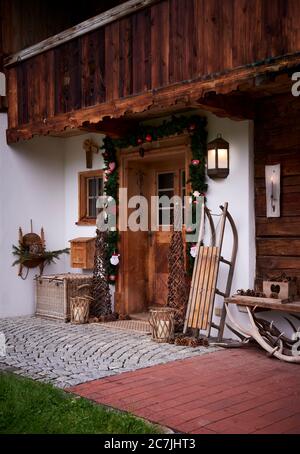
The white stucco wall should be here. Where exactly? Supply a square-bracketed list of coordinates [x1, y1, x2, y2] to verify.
[204, 113, 255, 337]
[0, 111, 256, 331]
[0, 114, 66, 316]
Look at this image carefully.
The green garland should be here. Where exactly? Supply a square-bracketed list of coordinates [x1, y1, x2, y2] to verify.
[101, 115, 207, 284]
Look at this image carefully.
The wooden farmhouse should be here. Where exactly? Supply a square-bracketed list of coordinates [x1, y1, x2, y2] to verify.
[0, 0, 300, 343]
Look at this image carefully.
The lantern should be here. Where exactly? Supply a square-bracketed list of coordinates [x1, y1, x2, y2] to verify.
[207, 134, 230, 178]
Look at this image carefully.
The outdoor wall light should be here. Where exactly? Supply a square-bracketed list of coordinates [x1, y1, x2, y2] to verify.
[265, 164, 281, 218]
[207, 134, 230, 179]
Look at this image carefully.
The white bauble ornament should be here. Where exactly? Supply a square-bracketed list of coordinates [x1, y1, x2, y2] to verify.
[190, 245, 197, 258]
[110, 253, 120, 266]
[193, 191, 200, 198]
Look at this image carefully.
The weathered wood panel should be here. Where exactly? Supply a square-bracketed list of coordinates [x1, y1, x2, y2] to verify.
[105, 21, 120, 101]
[0, 0, 124, 56]
[132, 9, 152, 94]
[6, 0, 300, 138]
[17, 63, 28, 124]
[81, 30, 105, 108]
[151, 0, 169, 89]
[257, 239, 300, 257]
[119, 17, 133, 98]
[256, 217, 300, 238]
[255, 93, 300, 289]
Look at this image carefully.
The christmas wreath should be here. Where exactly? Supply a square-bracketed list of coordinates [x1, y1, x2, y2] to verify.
[101, 115, 207, 284]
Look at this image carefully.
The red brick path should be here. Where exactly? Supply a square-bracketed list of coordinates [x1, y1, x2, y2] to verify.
[68, 348, 300, 434]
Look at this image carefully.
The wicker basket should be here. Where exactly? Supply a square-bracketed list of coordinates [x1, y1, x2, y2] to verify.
[35, 273, 92, 321]
[149, 307, 175, 343]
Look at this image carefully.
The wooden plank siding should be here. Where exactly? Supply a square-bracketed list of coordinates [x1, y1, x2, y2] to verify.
[6, 0, 300, 140]
[255, 93, 300, 291]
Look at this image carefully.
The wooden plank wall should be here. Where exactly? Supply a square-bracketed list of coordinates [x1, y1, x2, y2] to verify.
[255, 93, 300, 291]
[7, 0, 300, 130]
[0, 0, 124, 56]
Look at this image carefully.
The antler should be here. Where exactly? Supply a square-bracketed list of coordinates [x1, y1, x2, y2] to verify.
[225, 303, 300, 363]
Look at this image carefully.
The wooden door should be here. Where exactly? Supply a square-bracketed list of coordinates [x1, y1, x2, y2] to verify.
[118, 142, 189, 316]
[125, 161, 150, 314]
[148, 165, 186, 307]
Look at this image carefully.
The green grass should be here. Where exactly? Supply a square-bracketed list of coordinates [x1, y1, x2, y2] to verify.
[0, 372, 160, 434]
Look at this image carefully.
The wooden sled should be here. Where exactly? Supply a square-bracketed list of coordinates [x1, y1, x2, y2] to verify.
[184, 202, 238, 341]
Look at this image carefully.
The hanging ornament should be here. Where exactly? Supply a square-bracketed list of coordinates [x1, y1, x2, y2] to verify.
[192, 159, 200, 166]
[145, 134, 152, 143]
[188, 123, 196, 132]
[137, 137, 143, 145]
[190, 245, 197, 258]
[108, 162, 116, 172]
[110, 252, 120, 266]
[193, 190, 200, 198]
[109, 274, 116, 282]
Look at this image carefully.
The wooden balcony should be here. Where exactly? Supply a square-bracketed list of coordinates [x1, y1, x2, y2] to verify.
[5, 0, 300, 143]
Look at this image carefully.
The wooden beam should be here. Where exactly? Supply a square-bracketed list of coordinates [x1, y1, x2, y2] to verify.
[197, 92, 255, 120]
[79, 118, 138, 138]
[4, 0, 159, 67]
[6, 52, 300, 143]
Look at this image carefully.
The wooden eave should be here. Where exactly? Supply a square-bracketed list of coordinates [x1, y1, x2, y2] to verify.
[6, 52, 300, 144]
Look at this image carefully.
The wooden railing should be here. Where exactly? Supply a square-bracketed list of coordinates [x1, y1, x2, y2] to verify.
[5, 0, 300, 142]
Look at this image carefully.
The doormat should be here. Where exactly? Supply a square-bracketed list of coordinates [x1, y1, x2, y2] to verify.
[97, 319, 151, 334]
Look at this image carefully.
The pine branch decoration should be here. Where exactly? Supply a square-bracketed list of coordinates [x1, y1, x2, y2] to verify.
[91, 229, 112, 317]
[12, 244, 69, 267]
[167, 229, 188, 331]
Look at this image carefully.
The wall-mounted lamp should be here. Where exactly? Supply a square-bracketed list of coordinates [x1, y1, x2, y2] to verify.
[265, 164, 280, 218]
[207, 134, 230, 179]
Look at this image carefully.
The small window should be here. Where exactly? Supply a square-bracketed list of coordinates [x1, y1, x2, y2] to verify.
[78, 170, 104, 225]
[157, 172, 175, 226]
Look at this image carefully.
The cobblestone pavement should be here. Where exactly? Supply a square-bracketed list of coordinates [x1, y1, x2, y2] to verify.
[0, 317, 219, 388]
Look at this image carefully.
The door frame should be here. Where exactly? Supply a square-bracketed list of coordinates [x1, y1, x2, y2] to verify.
[115, 134, 192, 315]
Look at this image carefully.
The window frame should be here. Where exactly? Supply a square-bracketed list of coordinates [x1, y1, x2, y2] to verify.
[156, 171, 176, 227]
[77, 169, 104, 226]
